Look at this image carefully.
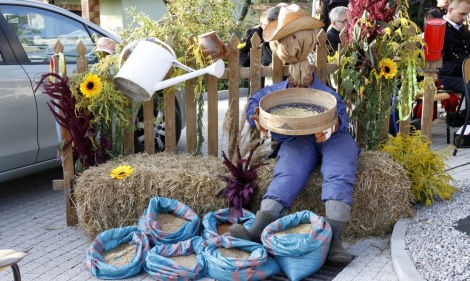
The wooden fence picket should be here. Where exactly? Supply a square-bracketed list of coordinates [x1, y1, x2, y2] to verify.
[227, 34, 240, 159]
[120, 39, 134, 155]
[185, 36, 198, 154]
[249, 33, 262, 97]
[163, 37, 177, 153]
[249, 32, 262, 144]
[272, 53, 283, 84]
[58, 39, 75, 226]
[207, 74, 218, 157]
[316, 29, 328, 85]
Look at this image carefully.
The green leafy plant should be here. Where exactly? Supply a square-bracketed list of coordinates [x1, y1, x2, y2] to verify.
[378, 130, 458, 206]
[120, 1, 244, 154]
[339, 0, 430, 149]
[68, 40, 140, 159]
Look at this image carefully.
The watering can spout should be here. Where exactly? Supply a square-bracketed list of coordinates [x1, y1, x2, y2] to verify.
[153, 59, 224, 92]
[113, 38, 225, 101]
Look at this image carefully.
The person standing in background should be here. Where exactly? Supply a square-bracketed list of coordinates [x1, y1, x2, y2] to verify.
[238, 12, 269, 67]
[326, 6, 348, 56]
[425, 0, 449, 21]
[320, 0, 349, 31]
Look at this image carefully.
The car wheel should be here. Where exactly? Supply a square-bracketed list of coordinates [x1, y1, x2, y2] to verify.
[134, 97, 182, 153]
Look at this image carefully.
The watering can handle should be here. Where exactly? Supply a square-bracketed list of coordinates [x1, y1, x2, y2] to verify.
[118, 37, 177, 69]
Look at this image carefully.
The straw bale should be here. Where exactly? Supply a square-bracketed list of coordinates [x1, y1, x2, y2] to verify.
[74, 151, 413, 240]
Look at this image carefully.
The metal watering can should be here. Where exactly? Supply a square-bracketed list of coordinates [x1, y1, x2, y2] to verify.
[113, 37, 225, 101]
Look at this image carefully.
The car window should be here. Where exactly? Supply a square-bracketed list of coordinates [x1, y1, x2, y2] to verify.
[89, 28, 105, 39]
[0, 5, 94, 63]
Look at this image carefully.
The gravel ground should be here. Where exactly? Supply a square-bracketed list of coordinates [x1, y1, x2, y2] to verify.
[405, 180, 470, 281]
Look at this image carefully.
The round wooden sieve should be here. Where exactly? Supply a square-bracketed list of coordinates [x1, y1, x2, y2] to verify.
[259, 88, 338, 135]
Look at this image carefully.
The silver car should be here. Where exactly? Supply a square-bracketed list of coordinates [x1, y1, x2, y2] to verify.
[0, 0, 184, 183]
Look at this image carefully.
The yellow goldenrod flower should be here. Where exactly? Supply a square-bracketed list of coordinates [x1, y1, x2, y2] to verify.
[80, 74, 102, 98]
[383, 27, 392, 36]
[377, 58, 398, 79]
[110, 165, 134, 179]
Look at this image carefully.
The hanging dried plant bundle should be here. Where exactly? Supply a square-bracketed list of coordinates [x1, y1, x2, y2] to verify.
[216, 145, 269, 218]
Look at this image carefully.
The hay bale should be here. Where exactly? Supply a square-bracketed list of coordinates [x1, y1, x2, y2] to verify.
[75, 151, 413, 240]
[74, 153, 230, 238]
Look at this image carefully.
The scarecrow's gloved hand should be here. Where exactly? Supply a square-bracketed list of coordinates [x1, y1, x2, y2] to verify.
[249, 107, 269, 138]
[315, 119, 339, 143]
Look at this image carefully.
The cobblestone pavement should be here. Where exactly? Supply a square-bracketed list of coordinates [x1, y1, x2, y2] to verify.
[1, 99, 468, 281]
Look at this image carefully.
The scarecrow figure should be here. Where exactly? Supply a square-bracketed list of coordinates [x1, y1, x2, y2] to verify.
[229, 4, 360, 264]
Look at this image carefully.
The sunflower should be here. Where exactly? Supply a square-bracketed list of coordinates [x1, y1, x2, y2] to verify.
[80, 74, 102, 98]
[110, 165, 134, 179]
[378, 58, 398, 79]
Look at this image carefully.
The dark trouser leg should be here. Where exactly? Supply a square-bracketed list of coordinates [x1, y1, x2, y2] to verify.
[439, 75, 466, 125]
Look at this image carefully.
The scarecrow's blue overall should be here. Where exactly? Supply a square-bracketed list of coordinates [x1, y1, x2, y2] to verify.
[247, 72, 360, 209]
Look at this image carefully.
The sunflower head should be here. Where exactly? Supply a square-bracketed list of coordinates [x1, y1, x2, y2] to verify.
[80, 74, 102, 98]
[378, 58, 398, 79]
[110, 165, 134, 179]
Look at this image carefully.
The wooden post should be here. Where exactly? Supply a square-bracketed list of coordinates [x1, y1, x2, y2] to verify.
[399, 25, 417, 135]
[120, 39, 134, 155]
[163, 37, 177, 153]
[249, 32, 262, 145]
[272, 53, 283, 84]
[227, 34, 240, 159]
[421, 58, 443, 144]
[143, 96, 155, 154]
[249, 33, 262, 96]
[315, 30, 328, 85]
[207, 75, 218, 157]
[185, 36, 197, 154]
[56, 40, 77, 226]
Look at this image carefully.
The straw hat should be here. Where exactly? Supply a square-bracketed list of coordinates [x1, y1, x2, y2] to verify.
[263, 4, 324, 42]
[96, 37, 116, 55]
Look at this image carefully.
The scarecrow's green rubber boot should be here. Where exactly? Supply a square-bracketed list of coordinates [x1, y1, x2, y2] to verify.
[326, 219, 352, 263]
[326, 200, 352, 264]
[229, 199, 283, 243]
[229, 210, 277, 243]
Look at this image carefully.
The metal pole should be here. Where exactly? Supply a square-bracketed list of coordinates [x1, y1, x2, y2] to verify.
[312, 0, 318, 17]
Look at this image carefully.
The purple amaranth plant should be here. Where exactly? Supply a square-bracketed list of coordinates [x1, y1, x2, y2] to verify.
[216, 145, 269, 218]
[345, 0, 397, 44]
[34, 73, 111, 170]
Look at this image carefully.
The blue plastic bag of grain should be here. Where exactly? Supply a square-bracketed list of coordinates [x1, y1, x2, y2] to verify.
[202, 235, 281, 280]
[261, 210, 332, 281]
[83, 226, 151, 279]
[138, 197, 200, 244]
[202, 208, 255, 239]
[144, 236, 207, 280]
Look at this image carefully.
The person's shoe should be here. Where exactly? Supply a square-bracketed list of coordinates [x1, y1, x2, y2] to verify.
[229, 211, 277, 243]
[326, 219, 352, 263]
